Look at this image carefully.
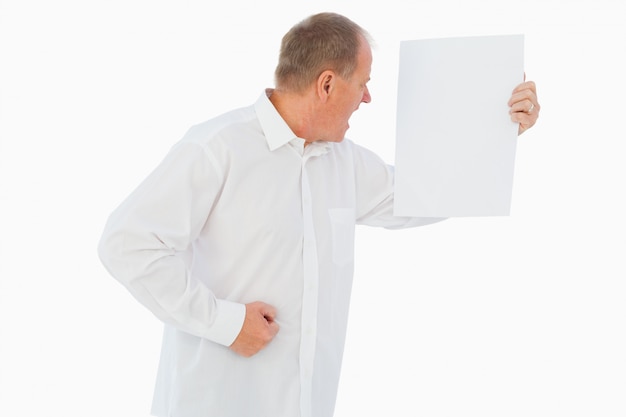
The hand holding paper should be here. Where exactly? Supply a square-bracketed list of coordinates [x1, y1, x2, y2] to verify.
[509, 80, 540, 135]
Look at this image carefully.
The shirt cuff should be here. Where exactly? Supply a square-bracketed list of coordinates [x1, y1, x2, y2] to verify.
[206, 299, 246, 347]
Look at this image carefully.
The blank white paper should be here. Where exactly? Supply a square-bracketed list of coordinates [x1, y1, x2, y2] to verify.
[393, 35, 524, 217]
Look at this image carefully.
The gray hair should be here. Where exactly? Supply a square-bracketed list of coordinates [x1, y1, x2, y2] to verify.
[274, 12, 372, 92]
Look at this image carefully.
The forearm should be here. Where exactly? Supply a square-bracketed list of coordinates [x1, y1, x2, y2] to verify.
[357, 192, 447, 229]
[98, 223, 246, 346]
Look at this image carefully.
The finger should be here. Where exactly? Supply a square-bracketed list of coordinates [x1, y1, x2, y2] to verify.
[511, 102, 539, 120]
[509, 98, 535, 114]
[509, 82, 537, 106]
[511, 110, 538, 135]
[510, 111, 532, 125]
[512, 80, 536, 95]
[508, 90, 536, 109]
[260, 303, 277, 321]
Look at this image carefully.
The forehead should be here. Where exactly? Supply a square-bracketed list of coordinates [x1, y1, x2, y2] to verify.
[356, 39, 372, 76]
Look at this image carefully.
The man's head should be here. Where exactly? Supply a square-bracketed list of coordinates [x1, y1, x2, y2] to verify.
[272, 13, 373, 144]
[274, 12, 372, 93]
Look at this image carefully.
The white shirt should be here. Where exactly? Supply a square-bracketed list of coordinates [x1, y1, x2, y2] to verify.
[98, 90, 443, 417]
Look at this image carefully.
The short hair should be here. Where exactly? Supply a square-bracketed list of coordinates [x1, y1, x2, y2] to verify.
[274, 12, 371, 93]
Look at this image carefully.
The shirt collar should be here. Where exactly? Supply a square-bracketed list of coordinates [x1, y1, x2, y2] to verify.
[254, 89, 331, 157]
[254, 89, 301, 152]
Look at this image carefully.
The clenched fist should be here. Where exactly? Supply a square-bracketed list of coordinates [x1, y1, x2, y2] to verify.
[230, 301, 280, 357]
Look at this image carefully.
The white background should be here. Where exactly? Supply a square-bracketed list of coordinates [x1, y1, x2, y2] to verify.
[1, 1, 624, 416]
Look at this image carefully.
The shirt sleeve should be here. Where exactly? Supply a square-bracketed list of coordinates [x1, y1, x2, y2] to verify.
[97, 139, 246, 347]
[351, 142, 447, 229]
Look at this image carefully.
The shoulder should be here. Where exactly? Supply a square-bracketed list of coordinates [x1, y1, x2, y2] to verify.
[331, 138, 389, 167]
[180, 105, 259, 147]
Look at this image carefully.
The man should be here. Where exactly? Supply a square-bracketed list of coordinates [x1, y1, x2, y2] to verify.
[98, 12, 539, 417]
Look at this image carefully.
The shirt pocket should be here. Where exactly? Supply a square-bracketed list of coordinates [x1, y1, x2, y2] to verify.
[328, 208, 356, 266]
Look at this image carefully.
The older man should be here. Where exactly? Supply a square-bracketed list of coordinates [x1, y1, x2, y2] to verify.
[98, 12, 539, 417]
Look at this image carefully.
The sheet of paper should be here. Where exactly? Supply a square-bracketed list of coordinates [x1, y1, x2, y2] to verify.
[393, 35, 524, 217]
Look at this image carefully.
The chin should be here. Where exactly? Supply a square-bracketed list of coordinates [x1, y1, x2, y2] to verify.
[336, 131, 349, 142]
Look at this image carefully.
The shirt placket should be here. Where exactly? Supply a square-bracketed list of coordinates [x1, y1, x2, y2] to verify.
[298, 150, 320, 417]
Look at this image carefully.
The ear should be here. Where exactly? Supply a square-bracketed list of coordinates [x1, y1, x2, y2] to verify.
[316, 70, 335, 102]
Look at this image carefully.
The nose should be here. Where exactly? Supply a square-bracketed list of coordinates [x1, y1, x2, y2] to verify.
[362, 86, 371, 104]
